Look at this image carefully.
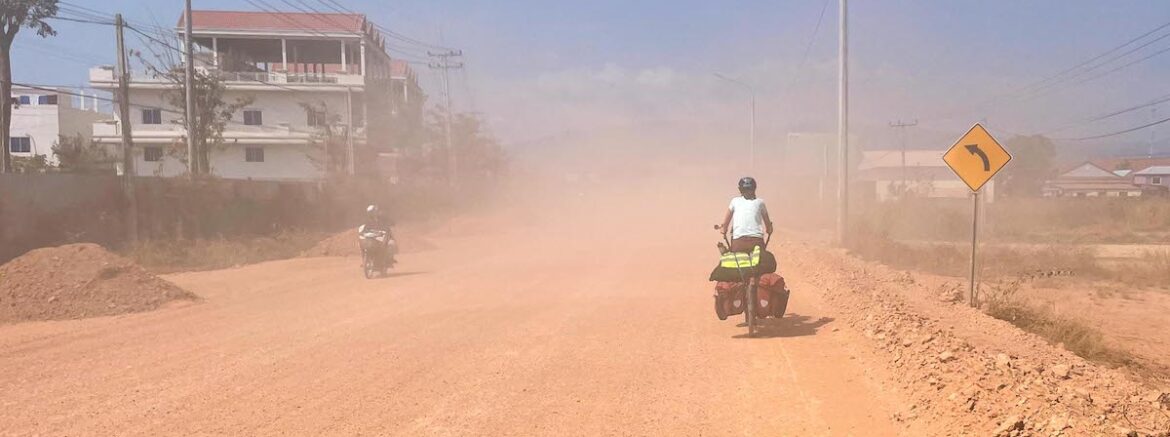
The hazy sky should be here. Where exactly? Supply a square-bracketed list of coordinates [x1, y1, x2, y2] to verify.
[14, 1, 1170, 152]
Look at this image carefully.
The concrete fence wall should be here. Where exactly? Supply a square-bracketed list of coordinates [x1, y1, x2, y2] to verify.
[0, 174, 125, 263]
[0, 173, 453, 264]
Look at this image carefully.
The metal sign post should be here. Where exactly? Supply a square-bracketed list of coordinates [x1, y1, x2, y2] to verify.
[969, 190, 980, 307]
[943, 123, 1011, 308]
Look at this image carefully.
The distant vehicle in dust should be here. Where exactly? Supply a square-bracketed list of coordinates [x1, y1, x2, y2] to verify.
[358, 205, 397, 279]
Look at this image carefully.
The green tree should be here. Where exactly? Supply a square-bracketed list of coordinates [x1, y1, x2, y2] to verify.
[11, 153, 47, 172]
[1001, 134, 1056, 197]
[138, 47, 252, 176]
[0, 0, 58, 173]
[422, 108, 506, 187]
[299, 100, 347, 175]
[53, 134, 115, 173]
[161, 71, 253, 175]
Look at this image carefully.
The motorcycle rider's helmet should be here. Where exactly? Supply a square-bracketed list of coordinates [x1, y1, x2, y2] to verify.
[366, 204, 379, 214]
[738, 177, 757, 191]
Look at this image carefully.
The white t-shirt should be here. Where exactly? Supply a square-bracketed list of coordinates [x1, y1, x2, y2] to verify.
[729, 196, 768, 239]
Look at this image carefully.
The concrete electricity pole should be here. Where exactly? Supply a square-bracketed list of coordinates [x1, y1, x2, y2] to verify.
[346, 87, 355, 175]
[837, 0, 849, 246]
[429, 50, 463, 188]
[889, 119, 918, 195]
[115, 14, 138, 242]
[714, 73, 757, 172]
[184, 0, 197, 177]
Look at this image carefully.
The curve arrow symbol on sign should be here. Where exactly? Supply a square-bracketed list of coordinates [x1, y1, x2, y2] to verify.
[964, 144, 990, 171]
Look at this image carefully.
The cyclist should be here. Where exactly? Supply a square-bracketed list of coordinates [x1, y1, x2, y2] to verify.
[719, 177, 772, 253]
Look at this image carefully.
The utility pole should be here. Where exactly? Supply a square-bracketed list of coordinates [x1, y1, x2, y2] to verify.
[837, 0, 849, 246]
[889, 119, 918, 196]
[184, 0, 197, 177]
[115, 14, 138, 242]
[714, 73, 757, 172]
[429, 50, 463, 188]
[346, 87, 355, 175]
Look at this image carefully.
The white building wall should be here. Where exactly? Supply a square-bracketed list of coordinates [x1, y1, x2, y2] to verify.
[134, 143, 324, 181]
[8, 88, 104, 166]
[113, 87, 355, 181]
[9, 102, 59, 163]
[126, 88, 356, 133]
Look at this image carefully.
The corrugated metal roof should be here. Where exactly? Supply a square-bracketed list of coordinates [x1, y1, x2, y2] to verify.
[179, 10, 365, 34]
[1134, 165, 1170, 175]
[1061, 162, 1118, 179]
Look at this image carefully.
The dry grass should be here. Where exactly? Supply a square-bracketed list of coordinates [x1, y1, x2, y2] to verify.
[848, 225, 1103, 280]
[1107, 250, 1170, 289]
[122, 230, 327, 273]
[981, 282, 1137, 369]
[858, 197, 1170, 244]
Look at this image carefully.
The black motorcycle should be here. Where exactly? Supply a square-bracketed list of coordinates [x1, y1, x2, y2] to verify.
[358, 227, 394, 279]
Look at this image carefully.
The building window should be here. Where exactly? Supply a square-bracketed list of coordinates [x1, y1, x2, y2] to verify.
[245, 147, 264, 162]
[17, 95, 30, 105]
[143, 146, 163, 162]
[9, 137, 31, 153]
[142, 108, 162, 125]
[243, 109, 263, 126]
[37, 95, 57, 105]
[1154, 176, 1163, 185]
[307, 109, 327, 127]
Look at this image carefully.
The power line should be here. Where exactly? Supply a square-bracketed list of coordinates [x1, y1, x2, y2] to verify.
[1058, 115, 1170, 141]
[1018, 20, 1170, 96]
[1043, 92, 1170, 134]
[924, 18, 1170, 123]
[314, 0, 455, 52]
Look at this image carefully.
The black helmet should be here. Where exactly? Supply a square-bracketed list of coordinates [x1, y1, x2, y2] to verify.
[738, 177, 757, 191]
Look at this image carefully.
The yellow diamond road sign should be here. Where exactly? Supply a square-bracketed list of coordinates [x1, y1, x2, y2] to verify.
[942, 123, 1012, 192]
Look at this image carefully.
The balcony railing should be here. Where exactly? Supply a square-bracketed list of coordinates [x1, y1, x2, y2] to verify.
[90, 66, 365, 87]
[93, 120, 365, 138]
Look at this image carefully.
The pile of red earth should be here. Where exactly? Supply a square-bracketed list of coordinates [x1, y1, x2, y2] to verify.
[0, 243, 196, 324]
[302, 227, 436, 258]
[785, 240, 1170, 437]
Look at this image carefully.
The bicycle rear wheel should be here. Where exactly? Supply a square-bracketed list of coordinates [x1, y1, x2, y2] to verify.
[746, 278, 758, 336]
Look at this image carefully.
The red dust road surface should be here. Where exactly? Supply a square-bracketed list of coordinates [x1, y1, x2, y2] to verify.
[0, 218, 914, 436]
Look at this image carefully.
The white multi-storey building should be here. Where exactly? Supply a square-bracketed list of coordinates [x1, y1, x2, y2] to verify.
[89, 10, 421, 181]
[8, 86, 105, 167]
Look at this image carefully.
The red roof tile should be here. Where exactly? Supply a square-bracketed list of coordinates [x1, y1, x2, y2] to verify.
[179, 10, 365, 34]
[390, 59, 411, 77]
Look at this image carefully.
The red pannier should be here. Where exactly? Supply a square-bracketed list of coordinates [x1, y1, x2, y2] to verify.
[713, 273, 790, 320]
[757, 273, 790, 318]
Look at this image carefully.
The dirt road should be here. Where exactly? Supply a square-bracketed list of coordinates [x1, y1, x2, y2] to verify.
[0, 212, 923, 436]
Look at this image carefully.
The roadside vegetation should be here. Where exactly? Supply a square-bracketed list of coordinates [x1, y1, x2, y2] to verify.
[848, 215, 1170, 378]
[859, 196, 1170, 244]
[121, 230, 327, 273]
[979, 281, 1139, 371]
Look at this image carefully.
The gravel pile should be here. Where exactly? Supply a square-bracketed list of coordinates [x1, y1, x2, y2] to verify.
[0, 243, 196, 324]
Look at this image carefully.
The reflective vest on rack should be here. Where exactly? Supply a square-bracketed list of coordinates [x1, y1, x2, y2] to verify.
[719, 246, 761, 269]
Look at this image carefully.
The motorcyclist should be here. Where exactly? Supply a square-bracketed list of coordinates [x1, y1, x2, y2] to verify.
[358, 205, 391, 235]
[720, 177, 773, 253]
[358, 205, 395, 265]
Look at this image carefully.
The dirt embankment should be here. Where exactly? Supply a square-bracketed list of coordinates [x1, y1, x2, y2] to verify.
[785, 239, 1170, 436]
[0, 244, 196, 324]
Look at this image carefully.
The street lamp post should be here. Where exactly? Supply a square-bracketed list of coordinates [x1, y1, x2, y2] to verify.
[714, 73, 756, 171]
